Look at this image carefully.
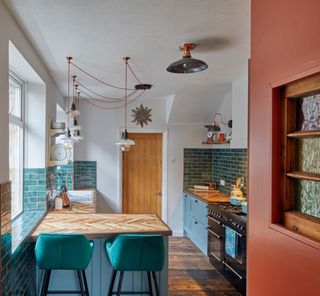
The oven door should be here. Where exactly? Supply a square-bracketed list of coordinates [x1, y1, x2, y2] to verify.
[207, 216, 225, 263]
[223, 227, 246, 277]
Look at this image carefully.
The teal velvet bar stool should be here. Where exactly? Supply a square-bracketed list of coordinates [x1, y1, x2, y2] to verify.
[35, 233, 94, 296]
[106, 234, 165, 296]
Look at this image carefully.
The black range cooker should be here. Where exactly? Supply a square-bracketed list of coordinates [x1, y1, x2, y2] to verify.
[207, 203, 247, 295]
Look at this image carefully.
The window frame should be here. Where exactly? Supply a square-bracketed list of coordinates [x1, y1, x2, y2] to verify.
[279, 72, 320, 242]
[9, 70, 25, 220]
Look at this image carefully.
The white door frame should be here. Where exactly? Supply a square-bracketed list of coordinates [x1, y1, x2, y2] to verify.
[118, 128, 168, 223]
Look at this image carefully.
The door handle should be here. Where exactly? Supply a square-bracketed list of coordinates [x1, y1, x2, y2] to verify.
[154, 192, 162, 196]
[208, 228, 221, 239]
[223, 261, 243, 280]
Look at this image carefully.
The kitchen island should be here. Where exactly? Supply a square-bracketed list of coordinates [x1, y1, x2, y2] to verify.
[31, 212, 172, 295]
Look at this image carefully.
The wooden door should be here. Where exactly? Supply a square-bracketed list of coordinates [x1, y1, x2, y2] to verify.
[122, 133, 162, 217]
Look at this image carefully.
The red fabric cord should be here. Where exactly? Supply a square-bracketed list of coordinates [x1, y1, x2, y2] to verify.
[82, 90, 145, 110]
[70, 61, 134, 91]
[75, 80, 136, 101]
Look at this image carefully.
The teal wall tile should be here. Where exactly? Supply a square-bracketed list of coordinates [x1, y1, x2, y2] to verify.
[183, 148, 248, 196]
[2, 161, 97, 296]
[212, 148, 248, 196]
[23, 168, 47, 211]
[74, 161, 97, 189]
[183, 149, 213, 189]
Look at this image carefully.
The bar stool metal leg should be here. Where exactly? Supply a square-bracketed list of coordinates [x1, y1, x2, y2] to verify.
[41, 270, 51, 296]
[147, 271, 153, 296]
[151, 271, 160, 296]
[117, 271, 124, 296]
[82, 270, 90, 295]
[108, 269, 117, 296]
[77, 270, 86, 296]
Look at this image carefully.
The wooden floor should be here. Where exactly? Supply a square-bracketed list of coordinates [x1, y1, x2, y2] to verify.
[168, 237, 241, 296]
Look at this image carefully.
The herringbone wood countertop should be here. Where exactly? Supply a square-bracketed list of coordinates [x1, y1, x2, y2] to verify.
[30, 213, 172, 240]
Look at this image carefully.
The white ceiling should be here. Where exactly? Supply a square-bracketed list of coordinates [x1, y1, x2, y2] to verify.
[5, 0, 250, 123]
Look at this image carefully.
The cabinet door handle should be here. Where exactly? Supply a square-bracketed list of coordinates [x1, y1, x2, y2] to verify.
[223, 261, 243, 280]
[194, 199, 198, 203]
[208, 228, 221, 239]
[195, 221, 198, 224]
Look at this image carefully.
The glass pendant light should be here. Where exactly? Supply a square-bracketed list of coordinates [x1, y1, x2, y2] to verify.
[67, 101, 80, 117]
[116, 57, 135, 151]
[73, 129, 84, 142]
[60, 56, 77, 148]
[69, 117, 82, 131]
[67, 76, 80, 117]
[116, 129, 135, 151]
[167, 43, 208, 74]
[60, 127, 76, 149]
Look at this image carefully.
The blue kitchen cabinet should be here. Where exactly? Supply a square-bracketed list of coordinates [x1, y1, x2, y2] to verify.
[183, 193, 208, 255]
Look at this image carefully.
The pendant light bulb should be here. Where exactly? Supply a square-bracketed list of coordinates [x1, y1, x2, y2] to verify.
[70, 117, 82, 131]
[73, 129, 84, 141]
[60, 127, 76, 148]
[116, 129, 135, 150]
[67, 102, 80, 117]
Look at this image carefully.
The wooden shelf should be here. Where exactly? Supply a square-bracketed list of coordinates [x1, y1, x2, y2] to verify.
[286, 171, 320, 182]
[202, 141, 230, 145]
[283, 211, 320, 241]
[48, 160, 69, 167]
[49, 129, 65, 137]
[287, 130, 320, 138]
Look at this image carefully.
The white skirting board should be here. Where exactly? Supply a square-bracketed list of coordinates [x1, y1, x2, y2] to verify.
[172, 229, 184, 237]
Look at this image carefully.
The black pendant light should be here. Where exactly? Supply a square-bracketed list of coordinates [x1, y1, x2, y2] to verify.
[167, 43, 208, 74]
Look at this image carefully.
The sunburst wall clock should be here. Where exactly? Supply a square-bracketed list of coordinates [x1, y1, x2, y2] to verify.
[132, 104, 152, 128]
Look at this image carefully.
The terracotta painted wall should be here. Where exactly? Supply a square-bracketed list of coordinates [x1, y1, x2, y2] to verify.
[249, 0, 320, 295]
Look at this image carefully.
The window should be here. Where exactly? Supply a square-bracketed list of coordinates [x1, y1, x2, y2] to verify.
[278, 72, 320, 242]
[9, 73, 24, 219]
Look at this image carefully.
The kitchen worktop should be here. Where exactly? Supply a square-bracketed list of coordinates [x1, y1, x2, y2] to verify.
[51, 201, 96, 214]
[184, 189, 230, 203]
[30, 213, 172, 240]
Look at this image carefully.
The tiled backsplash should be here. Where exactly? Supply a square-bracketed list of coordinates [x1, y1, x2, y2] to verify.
[184, 148, 248, 196]
[1, 181, 37, 295]
[212, 149, 247, 196]
[1, 160, 97, 295]
[74, 161, 97, 189]
[184, 149, 213, 189]
[48, 161, 97, 192]
[51, 163, 74, 190]
[24, 168, 47, 211]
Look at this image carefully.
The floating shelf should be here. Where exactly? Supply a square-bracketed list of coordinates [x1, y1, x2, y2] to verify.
[202, 141, 230, 145]
[287, 130, 320, 138]
[286, 171, 320, 182]
[48, 160, 69, 167]
[49, 129, 65, 137]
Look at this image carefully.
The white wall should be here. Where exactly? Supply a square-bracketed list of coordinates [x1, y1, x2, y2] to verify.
[231, 75, 248, 148]
[74, 94, 227, 234]
[25, 82, 46, 168]
[167, 124, 214, 234]
[217, 90, 232, 135]
[0, 1, 64, 182]
[74, 97, 168, 214]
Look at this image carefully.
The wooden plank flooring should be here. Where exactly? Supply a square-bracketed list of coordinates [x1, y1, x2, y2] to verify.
[169, 237, 241, 296]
